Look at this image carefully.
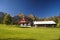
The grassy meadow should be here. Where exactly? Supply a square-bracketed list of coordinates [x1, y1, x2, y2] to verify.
[0, 24, 60, 40]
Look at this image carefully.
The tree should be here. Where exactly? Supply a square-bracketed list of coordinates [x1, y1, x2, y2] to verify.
[35, 17, 40, 21]
[28, 14, 35, 21]
[18, 13, 24, 17]
[3, 14, 12, 25]
[11, 16, 20, 25]
[54, 16, 60, 27]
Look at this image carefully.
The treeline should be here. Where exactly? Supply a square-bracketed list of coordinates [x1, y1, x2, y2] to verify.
[0, 12, 40, 25]
[0, 12, 60, 27]
[40, 16, 60, 27]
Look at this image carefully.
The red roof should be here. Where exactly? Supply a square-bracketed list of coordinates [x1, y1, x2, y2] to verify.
[18, 16, 29, 24]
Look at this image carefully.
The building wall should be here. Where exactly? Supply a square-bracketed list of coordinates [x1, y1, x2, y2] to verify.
[34, 24, 56, 27]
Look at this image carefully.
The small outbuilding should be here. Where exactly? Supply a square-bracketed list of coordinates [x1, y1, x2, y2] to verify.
[33, 21, 56, 27]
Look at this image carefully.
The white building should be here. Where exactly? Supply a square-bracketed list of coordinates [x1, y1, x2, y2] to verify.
[33, 21, 56, 27]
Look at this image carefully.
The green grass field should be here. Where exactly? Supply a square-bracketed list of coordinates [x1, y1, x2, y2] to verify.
[0, 24, 60, 40]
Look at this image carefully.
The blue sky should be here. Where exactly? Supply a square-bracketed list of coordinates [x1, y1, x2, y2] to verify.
[0, 0, 60, 18]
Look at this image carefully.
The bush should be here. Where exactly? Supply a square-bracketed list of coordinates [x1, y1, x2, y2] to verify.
[57, 23, 60, 28]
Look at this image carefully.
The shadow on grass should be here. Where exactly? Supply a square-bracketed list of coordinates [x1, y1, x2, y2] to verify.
[0, 38, 36, 40]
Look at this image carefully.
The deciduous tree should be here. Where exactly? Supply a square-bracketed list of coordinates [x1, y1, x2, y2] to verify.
[3, 13, 11, 25]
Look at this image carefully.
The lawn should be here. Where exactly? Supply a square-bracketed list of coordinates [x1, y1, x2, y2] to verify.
[0, 24, 60, 40]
